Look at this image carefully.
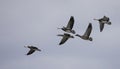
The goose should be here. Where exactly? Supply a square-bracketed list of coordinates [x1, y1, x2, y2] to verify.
[57, 33, 74, 45]
[94, 16, 111, 32]
[75, 23, 93, 41]
[24, 46, 41, 55]
[58, 16, 75, 34]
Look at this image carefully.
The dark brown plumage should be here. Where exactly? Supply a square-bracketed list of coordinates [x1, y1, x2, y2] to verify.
[25, 46, 41, 55]
[57, 33, 74, 45]
[75, 23, 93, 41]
[58, 16, 75, 34]
[94, 16, 111, 32]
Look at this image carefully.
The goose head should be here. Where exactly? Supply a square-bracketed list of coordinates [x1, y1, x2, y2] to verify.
[89, 37, 93, 41]
[71, 30, 76, 34]
[37, 49, 41, 51]
[70, 35, 74, 38]
[107, 22, 112, 25]
[61, 26, 66, 31]
[27, 46, 32, 48]
[75, 34, 81, 37]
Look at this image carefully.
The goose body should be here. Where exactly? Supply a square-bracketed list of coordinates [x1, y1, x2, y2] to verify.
[57, 33, 74, 45]
[75, 23, 93, 41]
[25, 46, 41, 55]
[58, 16, 75, 34]
[94, 16, 111, 32]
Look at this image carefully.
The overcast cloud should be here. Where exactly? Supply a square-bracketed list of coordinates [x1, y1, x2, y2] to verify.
[0, 0, 120, 69]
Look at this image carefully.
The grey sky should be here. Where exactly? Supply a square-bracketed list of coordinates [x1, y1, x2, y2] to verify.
[0, 0, 120, 69]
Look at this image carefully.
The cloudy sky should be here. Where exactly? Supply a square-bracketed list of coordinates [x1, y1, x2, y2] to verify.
[0, 0, 120, 69]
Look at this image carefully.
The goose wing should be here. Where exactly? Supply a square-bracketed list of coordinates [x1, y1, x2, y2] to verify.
[59, 34, 69, 45]
[83, 23, 92, 37]
[103, 16, 109, 21]
[66, 16, 74, 29]
[99, 22, 104, 32]
[27, 49, 35, 55]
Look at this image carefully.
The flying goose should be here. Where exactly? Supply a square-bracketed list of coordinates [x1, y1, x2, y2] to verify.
[75, 23, 93, 41]
[58, 16, 75, 34]
[94, 16, 111, 32]
[57, 33, 74, 45]
[24, 46, 41, 55]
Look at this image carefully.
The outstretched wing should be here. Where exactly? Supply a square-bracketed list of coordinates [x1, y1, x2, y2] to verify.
[66, 16, 74, 29]
[27, 49, 35, 55]
[83, 23, 92, 37]
[59, 35, 69, 45]
[99, 22, 104, 32]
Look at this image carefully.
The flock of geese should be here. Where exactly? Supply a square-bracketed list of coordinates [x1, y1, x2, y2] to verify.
[25, 16, 111, 55]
